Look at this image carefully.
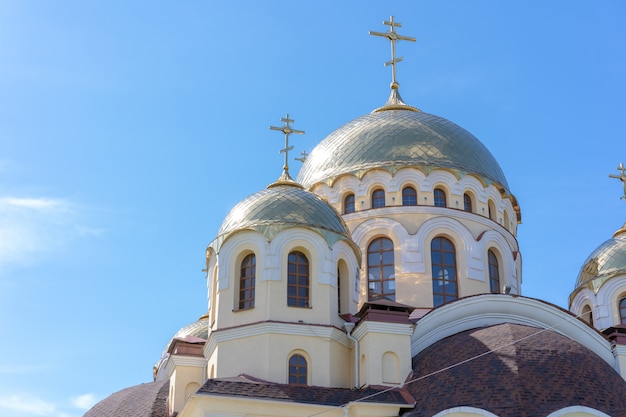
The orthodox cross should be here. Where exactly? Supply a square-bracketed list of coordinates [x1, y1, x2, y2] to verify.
[295, 150, 309, 163]
[369, 16, 416, 87]
[269, 114, 304, 173]
[609, 162, 626, 200]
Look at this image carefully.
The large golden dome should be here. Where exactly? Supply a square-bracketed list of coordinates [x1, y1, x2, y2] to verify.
[297, 106, 510, 194]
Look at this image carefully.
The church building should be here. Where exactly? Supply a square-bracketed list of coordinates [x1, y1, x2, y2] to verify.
[84, 17, 626, 417]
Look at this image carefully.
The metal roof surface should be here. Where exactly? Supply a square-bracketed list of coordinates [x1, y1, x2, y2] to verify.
[575, 225, 626, 293]
[210, 182, 353, 252]
[297, 109, 510, 192]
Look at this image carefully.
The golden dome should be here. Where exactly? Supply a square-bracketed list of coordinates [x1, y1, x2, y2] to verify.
[575, 223, 626, 293]
[209, 181, 354, 252]
[297, 107, 510, 193]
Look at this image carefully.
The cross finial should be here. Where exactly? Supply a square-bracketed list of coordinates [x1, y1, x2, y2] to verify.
[369, 16, 416, 88]
[295, 150, 309, 163]
[609, 162, 626, 201]
[269, 114, 305, 176]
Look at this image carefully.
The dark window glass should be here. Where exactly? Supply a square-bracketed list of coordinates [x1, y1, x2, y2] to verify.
[372, 189, 385, 208]
[402, 186, 417, 206]
[239, 254, 256, 309]
[431, 237, 457, 307]
[288, 251, 309, 308]
[582, 305, 593, 326]
[488, 250, 500, 294]
[620, 298, 626, 324]
[288, 354, 307, 385]
[434, 188, 446, 207]
[344, 193, 355, 214]
[488, 200, 496, 220]
[463, 193, 472, 213]
[368, 238, 395, 301]
[337, 267, 341, 314]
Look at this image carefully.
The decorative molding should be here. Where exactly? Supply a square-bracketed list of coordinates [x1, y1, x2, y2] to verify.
[208, 321, 350, 347]
[546, 406, 611, 417]
[353, 321, 415, 340]
[351, 216, 407, 244]
[432, 406, 500, 417]
[411, 295, 614, 366]
[163, 355, 207, 378]
[614, 345, 626, 355]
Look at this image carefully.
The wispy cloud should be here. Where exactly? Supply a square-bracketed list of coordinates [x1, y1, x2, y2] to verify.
[0, 362, 53, 375]
[3, 197, 67, 209]
[0, 196, 103, 272]
[70, 393, 98, 410]
[0, 394, 56, 416]
[0, 392, 98, 417]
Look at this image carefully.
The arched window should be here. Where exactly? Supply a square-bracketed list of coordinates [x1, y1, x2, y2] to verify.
[288, 354, 307, 385]
[337, 267, 341, 314]
[239, 253, 256, 309]
[431, 237, 458, 307]
[463, 193, 472, 213]
[488, 249, 500, 294]
[434, 188, 446, 207]
[488, 200, 496, 221]
[582, 305, 593, 326]
[337, 260, 350, 315]
[620, 297, 626, 324]
[209, 267, 218, 324]
[372, 189, 385, 208]
[402, 186, 417, 206]
[344, 193, 355, 214]
[288, 251, 309, 308]
[367, 237, 395, 301]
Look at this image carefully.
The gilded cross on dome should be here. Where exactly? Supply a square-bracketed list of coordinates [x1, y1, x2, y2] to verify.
[269, 114, 305, 177]
[369, 16, 416, 88]
[295, 150, 309, 163]
[609, 162, 626, 200]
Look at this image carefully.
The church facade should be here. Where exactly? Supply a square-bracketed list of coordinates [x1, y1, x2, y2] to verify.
[84, 17, 626, 417]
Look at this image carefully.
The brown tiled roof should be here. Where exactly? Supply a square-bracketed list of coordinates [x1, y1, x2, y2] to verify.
[404, 323, 626, 417]
[197, 375, 414, 407]
[83, 379, 169, 417]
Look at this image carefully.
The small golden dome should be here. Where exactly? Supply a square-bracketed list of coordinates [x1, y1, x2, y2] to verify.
[209, 182, 354, 253]
[575, 223, 626, 293]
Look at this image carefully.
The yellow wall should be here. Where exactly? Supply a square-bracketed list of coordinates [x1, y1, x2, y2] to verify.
[354, 322, 413, 386]
[170, 365, 204, 414]
[206, 326, 352, 387]
[180, 393, 403, 417]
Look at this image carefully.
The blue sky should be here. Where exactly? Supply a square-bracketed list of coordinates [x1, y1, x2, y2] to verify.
[0, 1, 625, 416]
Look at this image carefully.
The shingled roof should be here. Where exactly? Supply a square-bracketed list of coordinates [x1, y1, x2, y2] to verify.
[403, 323, 626, 417]
[83, 379, 169, 417]
[197, 374, 414, 407]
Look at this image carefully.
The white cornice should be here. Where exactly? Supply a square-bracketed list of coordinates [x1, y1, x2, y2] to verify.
[205, 335, 218, 357]
[614, 344, 626, 355]
[432, 406, 499, 417]
[163, 355, 207, 377]
[353, 321, 414, 340]
[204, 321, 350, 356]
[411, 295, 614, 366]
[546, 406, 612, 417]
